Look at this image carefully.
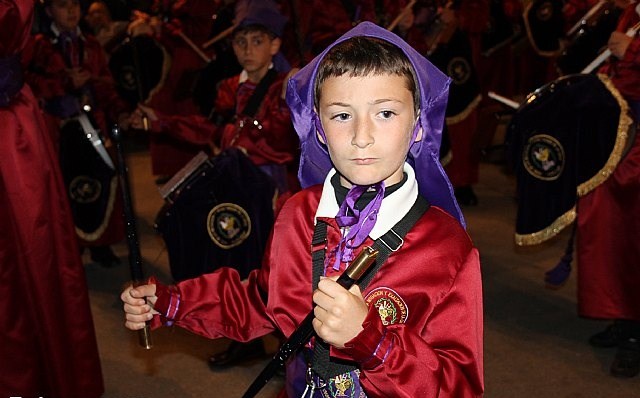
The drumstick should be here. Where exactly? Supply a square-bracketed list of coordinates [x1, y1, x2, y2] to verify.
[112, 125, 153, 350]
[202, 23, 238, 49]
[387, 0, 417, 31]
[582, 20, 640, 74]
[488, 91, 520, 110]
[566, 0, 606, 37]
[176, 31, 212, 64]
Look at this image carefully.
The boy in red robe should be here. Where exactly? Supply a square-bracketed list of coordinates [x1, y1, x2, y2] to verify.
[123, 22, 484, 397]
[26, 0, 129, 266]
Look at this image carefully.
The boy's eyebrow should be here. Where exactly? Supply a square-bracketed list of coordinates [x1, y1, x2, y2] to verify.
[324, 98, 402, 107]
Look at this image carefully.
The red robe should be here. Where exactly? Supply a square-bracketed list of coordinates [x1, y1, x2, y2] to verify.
[25, 28, 126, 248]
[576, 3, 640, 321]
[150, 166, 484, 397]
[0, 2, 103, 397]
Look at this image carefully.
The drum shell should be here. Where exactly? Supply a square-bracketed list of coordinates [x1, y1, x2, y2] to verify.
[155, 148, 276, 282]
[506, 74, 631, 243]
[523, 0, 564, 56]
[59, 118, 117, 241]
[108, 35, 168, 106]
[556, 5, 622, 75]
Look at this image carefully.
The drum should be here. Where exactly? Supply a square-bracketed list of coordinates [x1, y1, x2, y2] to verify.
[523, 0, 564, 56]
[556, 3, 622, 75]
[155, 148, 276, 282]
[506, 73, 634, 245]
[429, 29, 482, 123]
[108, 35, 170, 106]
[59, 115, 118, 242]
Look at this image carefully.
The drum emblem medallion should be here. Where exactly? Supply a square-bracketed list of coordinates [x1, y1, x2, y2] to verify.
[69, 175, 102, 203]
[207, 203, 251, 249]
[447, 56, 471, 85]
[523, 134, 565, 181]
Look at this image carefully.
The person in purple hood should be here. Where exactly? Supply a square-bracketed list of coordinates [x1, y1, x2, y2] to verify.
[122, 22, 484, 397]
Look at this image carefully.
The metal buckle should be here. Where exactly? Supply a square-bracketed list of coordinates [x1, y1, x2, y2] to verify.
[378, 229, 403, 252]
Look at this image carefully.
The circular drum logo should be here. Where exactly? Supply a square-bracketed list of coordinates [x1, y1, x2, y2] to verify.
[69, 175, 102, 203]
[447, 56, 471, 86]
[522, 134, 565, 181]
[207, 203, 251, 249]
[536, 1, 554, 21]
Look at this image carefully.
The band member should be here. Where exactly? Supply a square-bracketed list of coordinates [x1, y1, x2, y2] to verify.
[1, 1, 103, 396]
[26, 0, 129, 267]
[131, 0, 300, 368]
[578, 0, 640, 378]
[84, 0, 129, 57]
[122, 22, 483, 397]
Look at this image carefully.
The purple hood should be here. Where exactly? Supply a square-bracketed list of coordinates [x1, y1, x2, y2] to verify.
[285, 21, 464, 226]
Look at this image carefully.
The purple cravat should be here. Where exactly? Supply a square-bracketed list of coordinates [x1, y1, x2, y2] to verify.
[332, 182, 385, 271]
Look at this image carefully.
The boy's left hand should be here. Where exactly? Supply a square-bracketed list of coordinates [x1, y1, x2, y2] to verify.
[312, 277, 368, 349]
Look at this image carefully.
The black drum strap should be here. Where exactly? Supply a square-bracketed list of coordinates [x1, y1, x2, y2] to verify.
[240, 68, 278, 118]
[310, 195, 430, 380]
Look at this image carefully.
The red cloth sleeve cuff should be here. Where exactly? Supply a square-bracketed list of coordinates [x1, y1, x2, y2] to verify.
[148, 276, 180, 328]
[338, 308, 392, 370]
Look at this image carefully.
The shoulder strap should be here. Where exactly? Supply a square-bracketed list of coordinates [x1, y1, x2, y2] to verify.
[240, 68, 278, 118]
[310, 195, 430, 380]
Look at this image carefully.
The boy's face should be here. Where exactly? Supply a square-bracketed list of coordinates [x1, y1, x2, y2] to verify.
[47, 0, 81, 32]
[318, 73, 420, 188]
[231, 31, 280, 76]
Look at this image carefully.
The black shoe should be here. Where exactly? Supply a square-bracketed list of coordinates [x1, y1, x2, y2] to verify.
[610, 338, 640, 378]
[89, 246, 121, 268]
[454, 186, 478, 206]
[208, 339, 266, 369]
[589, 321, 631, 348]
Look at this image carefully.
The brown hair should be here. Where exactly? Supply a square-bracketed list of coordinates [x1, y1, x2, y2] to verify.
[314, 36, 419, 112]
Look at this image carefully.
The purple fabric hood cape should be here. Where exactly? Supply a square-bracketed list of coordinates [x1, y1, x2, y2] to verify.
[285, 21, 464, 226]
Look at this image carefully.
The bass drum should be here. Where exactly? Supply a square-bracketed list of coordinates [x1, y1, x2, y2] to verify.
[155, 148, 276, 282]
[506, 73, 634, 246]
[108, 35, 170, 106]
[59, 117, 118, 242]
[523, 0, 564, 56]
[556, 3, 622, 75]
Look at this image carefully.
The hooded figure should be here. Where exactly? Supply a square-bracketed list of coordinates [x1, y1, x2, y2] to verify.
[286, 21, 464, 227]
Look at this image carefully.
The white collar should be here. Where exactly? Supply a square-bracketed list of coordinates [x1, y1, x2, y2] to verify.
[50, 23, 83, 42]
[314, 163, 419, 239]
[238, 63, 274, 84]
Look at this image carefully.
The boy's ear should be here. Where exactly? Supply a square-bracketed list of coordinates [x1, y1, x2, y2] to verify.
[316, 129, 326, 145]
[270, 37, 282, 56]
[415, 127, 423, 142]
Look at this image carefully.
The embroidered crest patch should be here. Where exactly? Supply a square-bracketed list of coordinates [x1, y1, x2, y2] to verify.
[522, 133, 565, 181]
[206, 203, 251, 249]
[365, 287, 409, 326]
[320, 370, 366, 398]
[447, 56, 471, 86]
[69, 175, 102, 203]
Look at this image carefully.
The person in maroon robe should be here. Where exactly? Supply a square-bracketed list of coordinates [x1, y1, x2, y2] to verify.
[0, 1, 103, 396]
[577, 0, 640, 378]
[26, 0, 128, 266]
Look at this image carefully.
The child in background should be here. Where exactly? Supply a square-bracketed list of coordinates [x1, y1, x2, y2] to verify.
[26, 0, 129, 267]
[123, 22, 483, 397]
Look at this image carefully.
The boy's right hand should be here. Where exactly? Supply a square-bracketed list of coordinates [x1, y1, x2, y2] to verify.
[129, 104, 158, 131]
[121, 284, 159, 330]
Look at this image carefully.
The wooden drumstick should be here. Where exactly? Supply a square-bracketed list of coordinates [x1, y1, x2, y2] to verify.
[387, 0, 417, 31]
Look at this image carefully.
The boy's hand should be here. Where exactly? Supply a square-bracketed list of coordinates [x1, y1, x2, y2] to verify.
[129, 104, 158, 131]
[608, 31, 632, 59]
[121, 284, 159, 330]
[312, 277, 368, 349]
[67, 67, 91, 89]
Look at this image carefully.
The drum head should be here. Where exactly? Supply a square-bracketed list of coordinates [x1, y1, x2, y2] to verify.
[506, 74, 633, 245]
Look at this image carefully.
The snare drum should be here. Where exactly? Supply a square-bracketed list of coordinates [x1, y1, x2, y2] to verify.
[506, 73, 634, 245]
